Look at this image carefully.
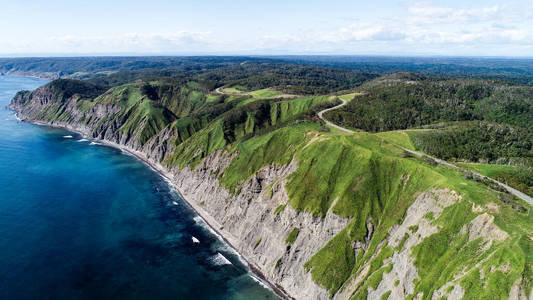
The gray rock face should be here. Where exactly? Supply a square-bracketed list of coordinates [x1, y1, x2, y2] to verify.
[171, 154, 351, 299]
[366, 189, 461, 300]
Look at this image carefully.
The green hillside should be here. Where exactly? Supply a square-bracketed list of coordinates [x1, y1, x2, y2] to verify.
[169, 118, 532, 298]
[323, 75, 533, 197]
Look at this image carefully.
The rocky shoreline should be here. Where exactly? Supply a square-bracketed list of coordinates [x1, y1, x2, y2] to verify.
[1, 71, 60, 80]
[19, 115, 291, 300]
[10, 78, 353, 299]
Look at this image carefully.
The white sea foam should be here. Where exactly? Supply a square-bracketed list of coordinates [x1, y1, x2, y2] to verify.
[191, 215, 249, 267]
[181, 204, 254, 273]
[77, 139, 88, 142]
[119, 149, 135, 157]
[249, 273, 271, 290]
[77, 138, 255, 279]
[194, 217, 220, 239]
[63, 135, 73, 138]
[210, 253, 232, 266]
[161, 176, 175, 187]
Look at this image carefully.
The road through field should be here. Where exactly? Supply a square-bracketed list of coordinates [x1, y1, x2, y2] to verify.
[316, 96, 533, 207]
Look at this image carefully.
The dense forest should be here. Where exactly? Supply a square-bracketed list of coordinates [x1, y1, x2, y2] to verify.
[5, 55, 533, 80]
[4, 55, 533, 89]
[408, 121, 532, 165]
[0, 56, 379, 94]
[325, 73, 532, 131]
[270, 55, 533, 84]
[83, 63, 377, 95]
[0, 56, 249, 78]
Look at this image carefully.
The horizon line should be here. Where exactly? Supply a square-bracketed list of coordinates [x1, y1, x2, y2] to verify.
[1, 53, 533, 60]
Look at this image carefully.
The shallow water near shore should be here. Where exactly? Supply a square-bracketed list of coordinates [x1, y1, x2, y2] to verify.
[0, 76, 277, 299]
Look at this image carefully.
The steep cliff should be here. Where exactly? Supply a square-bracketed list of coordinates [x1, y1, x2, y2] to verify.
[10, 79, 533, 300]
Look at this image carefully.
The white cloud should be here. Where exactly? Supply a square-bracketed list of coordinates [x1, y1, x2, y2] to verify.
[47, 31, 213, 53]
[257, 1, 533, 54]
[407, 2, 504, 24]
[332, 24, 407, 42]
[1, 1, 533, 56]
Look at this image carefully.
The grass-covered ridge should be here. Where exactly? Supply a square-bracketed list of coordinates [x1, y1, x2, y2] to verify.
[80, 82, 181, 145]
[166, 112, 532, 298]
[296, 130, 532, 298]
[143, 75, 532, 298]
[41, 79, 107, 102]
[300, 134, 442, 294]
[165, 95, 337, 169]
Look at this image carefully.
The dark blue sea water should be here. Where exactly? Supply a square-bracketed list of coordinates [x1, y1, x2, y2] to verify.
[0, 76, 276, 300]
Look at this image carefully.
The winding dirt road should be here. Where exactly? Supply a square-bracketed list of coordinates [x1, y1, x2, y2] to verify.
[316, 96, 533, 207]
[317, 98, 355, 134]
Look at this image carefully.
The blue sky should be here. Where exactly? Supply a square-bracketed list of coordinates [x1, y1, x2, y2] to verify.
[1, 0, 532, 56]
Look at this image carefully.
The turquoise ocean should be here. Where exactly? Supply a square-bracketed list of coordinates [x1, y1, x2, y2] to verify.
[0, 76, 276, 299]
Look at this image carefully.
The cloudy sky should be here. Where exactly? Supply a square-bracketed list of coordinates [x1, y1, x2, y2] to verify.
[1, 0, 532, 56]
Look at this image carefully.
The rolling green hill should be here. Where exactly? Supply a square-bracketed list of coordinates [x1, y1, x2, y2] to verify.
[323, 75, 533, 196]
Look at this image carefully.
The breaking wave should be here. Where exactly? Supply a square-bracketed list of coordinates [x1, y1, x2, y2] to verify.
[210, 253, 232, 266]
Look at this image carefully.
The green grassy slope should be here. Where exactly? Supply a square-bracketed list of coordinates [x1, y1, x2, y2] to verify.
[156, 76, 532, 298]
[378, 127, 533, 197]
[81, 83, 179, 145]
[21, 79, 218, 146]
[165, 96, 337, 169]
[457, 162, 533, 197]
[168, 116, 532, 298]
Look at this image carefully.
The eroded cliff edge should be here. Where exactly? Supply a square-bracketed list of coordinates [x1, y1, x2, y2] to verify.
[9, 81, 345, 299]
[10, 80, 533, 300]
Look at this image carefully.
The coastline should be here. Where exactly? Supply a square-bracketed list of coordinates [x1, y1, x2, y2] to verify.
[1, 71, 59, 80]
[17, 114, 290, 300]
